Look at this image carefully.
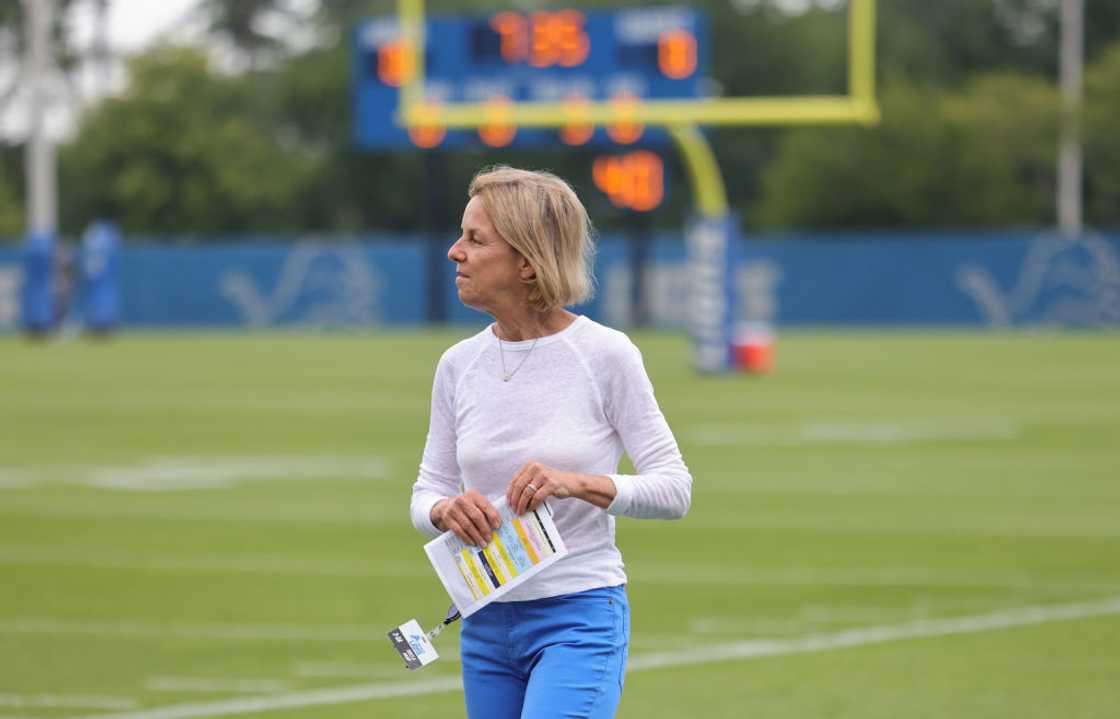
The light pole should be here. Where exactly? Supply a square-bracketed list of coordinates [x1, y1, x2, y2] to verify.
[24, 0, 57, 238]
[19, 0, 58, 336]
[93, 0, 113, 96]
[1057, 0, 1084, 237]
[24, 0, 57, 237]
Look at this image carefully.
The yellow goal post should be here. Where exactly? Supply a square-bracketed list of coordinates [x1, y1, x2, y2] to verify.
[395, 0, 878, 132]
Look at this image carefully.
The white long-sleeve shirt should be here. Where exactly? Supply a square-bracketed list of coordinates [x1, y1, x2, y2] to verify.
[410, 315, 692, 602]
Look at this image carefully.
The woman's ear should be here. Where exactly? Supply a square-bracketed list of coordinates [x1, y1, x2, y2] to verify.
[519, 256, 536, 281]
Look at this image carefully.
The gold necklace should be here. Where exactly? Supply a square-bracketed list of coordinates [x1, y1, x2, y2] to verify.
[498, 336, 539, 382]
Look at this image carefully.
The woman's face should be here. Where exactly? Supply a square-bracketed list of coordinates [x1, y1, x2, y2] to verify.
[448, 195, 529, 312]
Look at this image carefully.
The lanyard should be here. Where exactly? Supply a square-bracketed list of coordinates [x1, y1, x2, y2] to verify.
[388, 603, 460, 671]
[426, 603, 461, 642]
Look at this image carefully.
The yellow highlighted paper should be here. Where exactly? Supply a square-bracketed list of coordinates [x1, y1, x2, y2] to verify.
[513, 518, 540, 564]
[425, 497, 568, 618]
[461, 548, 490, 597]
[492, 534, 520, 579]
[482, 545, 507, 585]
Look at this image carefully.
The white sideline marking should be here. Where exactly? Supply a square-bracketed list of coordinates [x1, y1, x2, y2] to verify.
[0, 619, 385, 643]
[689, 418, 1020, 447]
[687, 598, 1016, 639]
[0, 471, 33, 489]
[0, 455, 390, 492]
[0, 548, 416, 578]
[683, 515, 1120, 538]
[0, 694, 136, 710]
[292, 662, 403, 679]
[4, 548, 1116, 591]
[0, 505, 393, 525]
[146, 678, 289, 694]
[65, 678, 464, 719]
[700, 478, 1086, 500]
[84, 456, 390, 491]
[630, 564, 1120, 592]
[627, 594, 1120, 671]
[64, 595, 1120, 719]
[17, 393, 418, 414]
[688, 617, 806, 636]
[1, 584, 1111, 644]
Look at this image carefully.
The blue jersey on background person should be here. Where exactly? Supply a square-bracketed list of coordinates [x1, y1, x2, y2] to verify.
[410, 166, 692, 719]
[81, 220, 121, 334]
[20, 230, 54, 335]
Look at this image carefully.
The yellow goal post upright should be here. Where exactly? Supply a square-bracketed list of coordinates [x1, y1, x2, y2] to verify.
[396, 0, 879, 372]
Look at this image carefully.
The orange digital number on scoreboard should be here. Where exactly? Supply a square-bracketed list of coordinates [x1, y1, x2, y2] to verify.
[490, 12, 527, 64]
[489, 10, 590, 68]
[559, 96, 594, 146]
[606, 93, 644, 145]
[377, 40, 414, 87]
[408, 102, 446, 149]
[657, 29, 697, 80]
[593, 151, 664, 213]
[530, 10, 590, 68]
[478, 97, 517, 147]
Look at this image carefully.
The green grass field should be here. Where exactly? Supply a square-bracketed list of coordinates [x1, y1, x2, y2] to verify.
[2, 329, 1119, 718]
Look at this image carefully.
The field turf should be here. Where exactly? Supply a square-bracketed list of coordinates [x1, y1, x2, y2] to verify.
[1, 329, 1118, 718]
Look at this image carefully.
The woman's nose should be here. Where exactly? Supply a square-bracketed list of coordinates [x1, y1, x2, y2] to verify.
[447, 238, 463, 262]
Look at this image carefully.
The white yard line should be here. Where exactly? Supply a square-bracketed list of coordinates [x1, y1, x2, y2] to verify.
[627, 594, 1120, 671]
[65, 678, 464, 719]
[145, 679, 289, 695]
[0, 694, 137, 710]
[0, 456, 390, 493]
[0, 506, 393, 525]
[687, 418, 1021, 447]
[48, 505, 1111, 535]
[675, 515, 1120, 538]
[687, 617, 807, 636]
[629, 564, 1120, 592]
[699, 479, 1094, 500]
[0, 471, 34, 488]
[64, 595, 1120, 719]
[2, 583, 1108, 652]
[292, 663, 413, 680]
[0, 549, 414, 578]
[3, 549, 1115, 591]
[0, 619, 385, 643]
[82, 456, 390, 492]
[12, 395, 417, 414]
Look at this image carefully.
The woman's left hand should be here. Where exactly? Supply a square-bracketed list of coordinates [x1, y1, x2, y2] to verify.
[507, 461, 579, 515]
[508, 462, 619, 515]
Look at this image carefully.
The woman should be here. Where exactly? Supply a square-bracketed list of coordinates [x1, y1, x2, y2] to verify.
[410, 166, 691, 719]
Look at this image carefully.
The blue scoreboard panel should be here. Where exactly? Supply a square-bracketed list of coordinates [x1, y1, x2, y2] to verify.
[353, 7, 708, 150]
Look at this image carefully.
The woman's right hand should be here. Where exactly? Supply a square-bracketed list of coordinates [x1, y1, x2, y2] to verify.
[431, 489, 502, 547]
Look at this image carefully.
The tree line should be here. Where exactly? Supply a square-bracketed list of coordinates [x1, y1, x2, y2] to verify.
[1, 0, 1119, 239]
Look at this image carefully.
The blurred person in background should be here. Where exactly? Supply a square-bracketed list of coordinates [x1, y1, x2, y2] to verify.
[51, 243, 77, 331]
[410, 166, 692, 719]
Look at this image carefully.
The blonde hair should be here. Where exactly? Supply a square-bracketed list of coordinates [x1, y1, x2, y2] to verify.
[468, 166, 595, 311]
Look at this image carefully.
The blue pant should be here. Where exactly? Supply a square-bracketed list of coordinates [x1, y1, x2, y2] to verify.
[460, 585, 629, 719]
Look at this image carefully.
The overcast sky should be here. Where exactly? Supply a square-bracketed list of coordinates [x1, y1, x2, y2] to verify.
[3, 0, 838, 140]
[68, 0, 203, 51]
[74, 0, 844, 51]
[0, 0, 204, 139]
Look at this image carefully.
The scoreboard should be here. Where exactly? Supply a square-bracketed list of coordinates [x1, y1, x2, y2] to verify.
[353, 7, 708, 150]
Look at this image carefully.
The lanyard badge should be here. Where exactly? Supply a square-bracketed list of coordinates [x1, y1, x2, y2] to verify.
[387, 604, 461, 670]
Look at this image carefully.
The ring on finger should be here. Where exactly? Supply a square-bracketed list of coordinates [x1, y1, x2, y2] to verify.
[525, 483, 538, 494]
